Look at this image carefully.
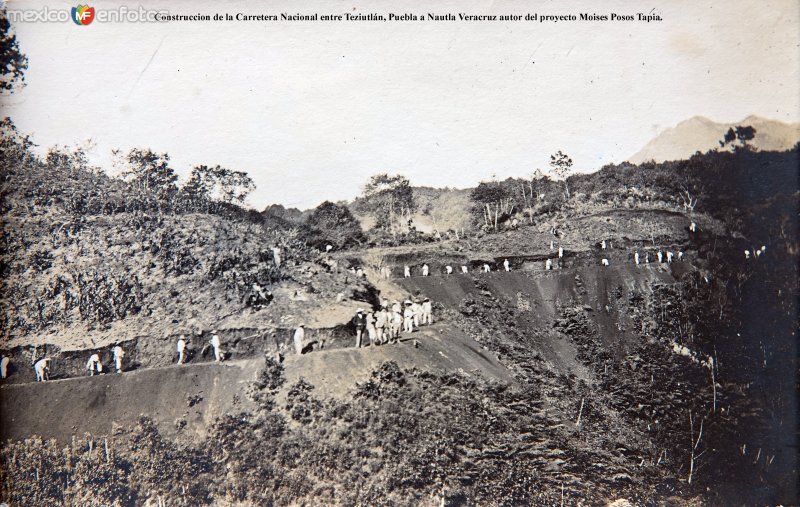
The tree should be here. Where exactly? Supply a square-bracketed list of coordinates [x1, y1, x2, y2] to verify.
[1, 7, 28, 93]
[719, 126, 757, 152]
[115, 148, 178, 206]
[470, 181, 513, 231]
[183, 165, 255, 207]
[549, 150, 573, 198]
[360, 174, 416, 234]
[302, 201, 364, 249]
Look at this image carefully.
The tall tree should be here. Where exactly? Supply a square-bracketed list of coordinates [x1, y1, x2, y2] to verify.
[0, 7, 28, 93]
[183, 165, 255, 207]
[549, 150, 573, 198]
[360, 173, 416, 234]
[470, 181, 513, 230]
[302, 201, 364, 249]
[116, 148, 178, 205]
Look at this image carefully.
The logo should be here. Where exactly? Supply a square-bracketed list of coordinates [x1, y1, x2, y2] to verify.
[71, 4, 95, 25]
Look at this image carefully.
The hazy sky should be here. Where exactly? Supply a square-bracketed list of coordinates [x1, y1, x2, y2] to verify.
[2, 0, 799, 209]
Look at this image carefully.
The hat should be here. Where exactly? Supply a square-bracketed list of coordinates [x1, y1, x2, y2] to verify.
[298, 323, 305, 327]
[424, 298, 430, 302]
[404, 300, 412, 305]
[357, 308, 364, 313]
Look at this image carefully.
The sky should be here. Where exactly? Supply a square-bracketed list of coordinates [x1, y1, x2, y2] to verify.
[2, 0, 799, 209]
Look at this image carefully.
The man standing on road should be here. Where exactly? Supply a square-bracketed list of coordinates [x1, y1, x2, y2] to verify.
[112, 344, 124, 373]
[411, 300, 422, 329]
[422, 263, 429, 276]
[461, 265, 468, 274]
[634, 252, 640, 265]
[403, 301, 415, 333]
[177, 336, 187, 364]
[34, 358, 50, 382]
[210, 331, 223, 362]
[503, 259, 511, 272]
[445, 265, 453, 275]
[1, 356, 9, 379]
[375, 307, 387, 344]
[86, 353, 103, 376]
[366, 311, 377, 346]
[422, 298, 433, 325]
[352, 309, 367, 348]
[391, 305, 403, 343]
[293, 324, 305, 355]
[404, 265, 411, 278]
[483, 263, 491, 273]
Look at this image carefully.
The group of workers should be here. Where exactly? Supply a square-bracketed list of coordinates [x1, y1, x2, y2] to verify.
[402, 259, 516, 278]
[351, 299, 434, 348]
[2, 331, 227, 383]
[292, 298, 435, 355]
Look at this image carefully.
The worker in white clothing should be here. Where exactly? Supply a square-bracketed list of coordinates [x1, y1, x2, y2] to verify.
[421, 298, 433, 325]
[422, 264, 429, 276]
[601, 258, 610, 266]
[375, 308, 387, 344]
[601, 240, 607, 250]
[461, 265, 468, 274]
[325, 244, 333, 253]
[403, 301, 414, 333]
[445, 265, 453, 275]
[667, 251, 674, 263]
[210, 331, 223, 362]
[634, 252, 640, 265]
[558, 247, 564, 258]
[177, 336, 187, 364]
[34, 358, 50, 382]
[86, 354, 103, 376]
[404, 265, 411, 278]
[272, 247, 281, 267]
[503, 259, 511, 272]
[411, 300, 422, 329]
[293, 324, 305, 355]
[545, 259, 552, 270]
[657, 251, 663, 263]
[483, 264, 491, 273]
[1, 356, 9, 379]
[366, 312, 377, 346]
[112, 345, 124, 373]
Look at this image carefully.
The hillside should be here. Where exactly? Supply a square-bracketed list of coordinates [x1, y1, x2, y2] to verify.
[628, 115, 800, 164]
[0, 118, 798, 505]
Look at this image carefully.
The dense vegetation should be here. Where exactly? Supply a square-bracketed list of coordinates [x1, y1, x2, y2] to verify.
[1, 113, 797, 505]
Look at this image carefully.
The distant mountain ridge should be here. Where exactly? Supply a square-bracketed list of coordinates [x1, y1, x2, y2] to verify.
[628, 115, 800, 164]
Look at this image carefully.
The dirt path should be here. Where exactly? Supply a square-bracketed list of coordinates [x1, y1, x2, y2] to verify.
[278, 321, 515, 401]
[0, 358, 264, 443]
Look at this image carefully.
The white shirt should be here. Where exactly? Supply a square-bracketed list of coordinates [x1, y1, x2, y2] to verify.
[177, 339, 186, 352]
